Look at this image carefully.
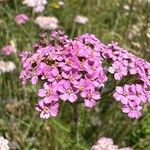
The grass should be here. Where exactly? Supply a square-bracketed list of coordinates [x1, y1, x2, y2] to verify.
[0, 0, 150, 149]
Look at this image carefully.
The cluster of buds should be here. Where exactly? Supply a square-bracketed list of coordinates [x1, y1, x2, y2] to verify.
[20, 30, 150, 119]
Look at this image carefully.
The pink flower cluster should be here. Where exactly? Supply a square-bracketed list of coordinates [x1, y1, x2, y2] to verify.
[20, 31, 107, 118]
[20, 31, 150, 119]
[91, 137, 133, 150]
[105, 42, 150, 118]
[113, 84, 150, 119]
[1, 45, 14, 56]
[107, 42, 150, 88]
[15, 14, 29, 25]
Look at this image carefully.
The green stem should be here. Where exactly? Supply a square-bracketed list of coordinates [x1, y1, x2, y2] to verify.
[123, 0, 135, 38]
[72, 103, 79, 144]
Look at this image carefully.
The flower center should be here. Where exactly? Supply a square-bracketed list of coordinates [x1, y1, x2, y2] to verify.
[43, 107, 49, 113]
[66, 89, 72, 94]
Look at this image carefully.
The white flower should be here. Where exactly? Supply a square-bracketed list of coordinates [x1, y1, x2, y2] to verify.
[0, 136, 9, 150]
[91, 137, 133, 150]
[74, 15, 89, 24]
[123, 5, 130, 10]
[58, 1, 64, 6]
[33, 5, 45, 13]
[23, 0, 47, 13]
[23, 0, 47, 7]
[0, 60, 16, 74]
[35, 16, 59, 30]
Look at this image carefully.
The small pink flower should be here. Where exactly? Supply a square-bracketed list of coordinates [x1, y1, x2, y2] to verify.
[58, 80, 78, 103]
[122, 105, 142, 119]
[38, 82, 58, 103]
[35, 100, 59, 119]
[15, 14, 29, 25]
[1, 45, 14, 55]
[113, 84, 148, 119]
[81, 88, 101, 108]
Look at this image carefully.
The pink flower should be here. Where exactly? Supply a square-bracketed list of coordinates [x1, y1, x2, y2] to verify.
[35, 100, 59, 119]
[61, 68, 81, 84]
[58, 80, 78, 103]
[15, 14, 29, 25]
[108, 61, 128, 80]
[113, 84, 148, 118]
[1, 45, 14, 56]
[74, 78, 93, 91]
[122, 105, 142, 119]
[113, 85, 130, 104]
[20, 30, 150, 119]
[38, 82, 58, 103]
[81, 88, 101, 108]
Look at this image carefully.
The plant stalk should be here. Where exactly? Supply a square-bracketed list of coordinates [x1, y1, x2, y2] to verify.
[72, 103, 79, 144]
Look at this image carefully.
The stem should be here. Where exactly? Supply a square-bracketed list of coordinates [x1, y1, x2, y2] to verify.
[72, 103, 79, 144]
[123, 0, 135, 38]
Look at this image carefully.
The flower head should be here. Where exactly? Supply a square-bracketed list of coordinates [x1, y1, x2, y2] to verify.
[74, 15, 89, 24]
[91, 137, 133, 150]
[15, 14, 29, 25]
[35, 16, 59, 30]
[38, 82, 58, 103]
[58, 80, 78, 103]
[0, 60, 16, 74]
[0, 136, 9, 150]
[113, 84, 148, 119]
[35, 100, 59, 119]
[20, 31, 150, 119]
[23, 0, 47, 13]
[1, 45, 14, 56]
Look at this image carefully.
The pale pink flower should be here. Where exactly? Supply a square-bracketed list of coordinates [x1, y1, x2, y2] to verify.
[0, 136, 9, 150]
[74, 15, 89, 24]
[1, 45, 14, 55]
[23, 0, 47, 13]
[15, 14, 29, 25]
[91, 137, 133, 150]
[35, 16, 59, 30]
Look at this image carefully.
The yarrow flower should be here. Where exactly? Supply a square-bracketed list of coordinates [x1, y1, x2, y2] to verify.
[20, 31, 107, 118]
[0, 60, 16, 74]
[107, 42, 150, 87]
[20, 31, 150, 119]
[0, 136, 9, 150]
[74, 15, 89, 24]
[35, 100, 59, 119]
[113, 84, 150, 119]
[35, 16, 59, 30]
[1, 45, 14, 56]
[15, 14, 29, 25]
[105, 42, 150, 118]
[23, 0, 47, 13]
[91, 137, 133, 150]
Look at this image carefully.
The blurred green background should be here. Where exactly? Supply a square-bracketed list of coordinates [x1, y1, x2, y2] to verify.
[0, 0, 150, 149]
